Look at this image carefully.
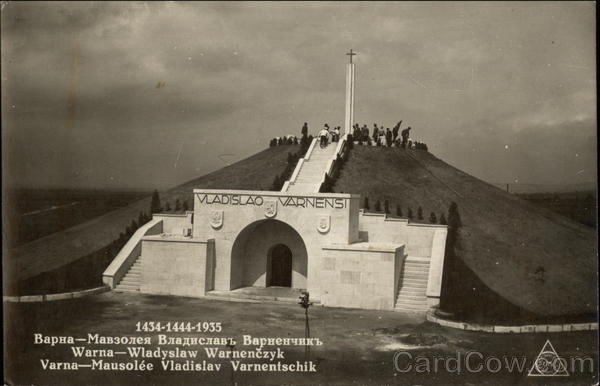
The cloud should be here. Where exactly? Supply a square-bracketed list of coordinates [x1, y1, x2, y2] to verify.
[1, 1, 596, 189]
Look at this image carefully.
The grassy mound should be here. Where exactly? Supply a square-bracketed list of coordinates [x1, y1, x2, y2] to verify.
[331, 145, 597, 319]
[5, 145, 297, 293]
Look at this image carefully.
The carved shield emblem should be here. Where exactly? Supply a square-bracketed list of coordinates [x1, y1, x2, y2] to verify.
[317, 215, 330, 234]
[264, 200, 277, 218]
[209, 210, 223, 229]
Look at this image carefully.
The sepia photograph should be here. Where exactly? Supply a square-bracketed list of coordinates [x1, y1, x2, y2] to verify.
[2, 1, 598, 385]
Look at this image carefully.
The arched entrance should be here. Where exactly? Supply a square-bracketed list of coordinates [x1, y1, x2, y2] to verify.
[230, 219, 307, 290]
[268, 244, 292, 287]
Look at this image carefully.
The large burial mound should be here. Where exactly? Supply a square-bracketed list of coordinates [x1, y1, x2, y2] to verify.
[331, 146, 597, 321]
[6, 143, 597, 323]
[4, 145, 295, 290]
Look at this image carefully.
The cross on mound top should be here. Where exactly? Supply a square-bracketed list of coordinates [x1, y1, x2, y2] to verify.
[346, 49, 357, 64]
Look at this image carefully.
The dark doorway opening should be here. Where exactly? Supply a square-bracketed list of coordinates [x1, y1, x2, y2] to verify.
[268, 244, 292, 287]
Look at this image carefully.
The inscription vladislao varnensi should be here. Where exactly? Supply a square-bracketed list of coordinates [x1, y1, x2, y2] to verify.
[196, 193, 347, 209]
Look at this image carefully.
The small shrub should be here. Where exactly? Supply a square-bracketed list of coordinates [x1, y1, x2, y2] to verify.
[272, 175, 282, 191]
[417, 206, 423, 220]
[363, 197, 370, 210]
[439, 213, 447, 225]
[407, 207, 414, 219]
[138, 212, 146, 225]
[384, 200, 390, 214]
[396, 204, 403, 217]
[374, 200, 382, 212]
[448, 202, 462, 228]
[429, 212, 437, 224]
[150, 190, 161, 214]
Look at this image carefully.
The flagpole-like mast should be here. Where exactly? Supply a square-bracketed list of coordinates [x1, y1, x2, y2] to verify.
[344, 49, 356, 136]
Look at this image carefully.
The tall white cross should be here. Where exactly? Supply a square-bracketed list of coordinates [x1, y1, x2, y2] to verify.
[344, 49, 356, 135]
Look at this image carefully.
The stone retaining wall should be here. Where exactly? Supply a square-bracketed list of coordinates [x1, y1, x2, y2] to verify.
[427, 310, 598, 333]
[3, 285, 110, 303]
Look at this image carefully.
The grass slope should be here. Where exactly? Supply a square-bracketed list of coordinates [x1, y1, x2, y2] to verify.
[332, 146, 597, 317]
[5, 145, 297, 289]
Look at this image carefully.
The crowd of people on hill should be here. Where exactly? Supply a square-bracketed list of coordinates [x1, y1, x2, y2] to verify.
[350, 121, 427, 150]
[316, 123, 341, 147]
[269, 121, 428, 151]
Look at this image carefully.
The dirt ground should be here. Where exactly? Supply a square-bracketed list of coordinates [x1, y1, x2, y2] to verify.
[4, 291, 598, 385]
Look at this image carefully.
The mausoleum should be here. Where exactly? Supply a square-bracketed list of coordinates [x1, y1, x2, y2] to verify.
[103, 51, 448, 312]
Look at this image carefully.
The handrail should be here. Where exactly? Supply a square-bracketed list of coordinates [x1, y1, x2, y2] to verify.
[304, 137, 318, 160]
[282, 137, 318, 192]
[316, 134, 350, 192]
[102, 218, 163, 288]
[289, 158, 305, 184]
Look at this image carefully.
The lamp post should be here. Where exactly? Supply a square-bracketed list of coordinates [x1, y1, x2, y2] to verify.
[298, 291, 313, 361]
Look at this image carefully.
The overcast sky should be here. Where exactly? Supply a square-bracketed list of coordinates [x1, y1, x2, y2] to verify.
[2, 1, 596, 190]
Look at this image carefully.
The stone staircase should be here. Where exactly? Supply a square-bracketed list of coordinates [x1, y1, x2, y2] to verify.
[115, 256, 142, 292]
[394, 258, 430, 312]
[286, 143, 338, 193]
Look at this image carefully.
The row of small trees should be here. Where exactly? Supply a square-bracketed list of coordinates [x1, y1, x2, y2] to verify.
[150, 190, 189, 214]
[115, 190, 192, 246]
[272, 152, 301, 190]
[320, 138, 352, 192]
[362, 197, 451, 225]
[270, 126, 314, 190]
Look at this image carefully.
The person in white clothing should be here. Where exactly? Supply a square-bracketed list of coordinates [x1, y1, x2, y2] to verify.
[333, 126, 340, 142]
[318, 127, 329, 148]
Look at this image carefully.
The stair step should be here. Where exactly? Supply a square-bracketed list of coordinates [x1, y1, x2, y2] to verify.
[395, 299, 428, 305]
[120, 278, 141, 284]
[399, 284, 428, 291]
[396, 302, 427, 310]
[403, 268, 429, 274]
[405, 259, 430, 264]
[397, 294, 427, 299]
[395, 300, 428, 307]
[395, 299, 427, 304]
[404, 265, 430, 270]
[396, 291, 427, 301]
[395, 306, 428, 312]
[402, 273, 429, 279]
[404, 262, 430, 267]
[401, 277, 428, 284]
[398, 287, 427, 294]
[116, 284, 140, 291]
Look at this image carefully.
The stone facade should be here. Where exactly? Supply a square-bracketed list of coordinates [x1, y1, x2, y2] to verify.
[104, 187, 448, 312]
[140, 236, 214, 297]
